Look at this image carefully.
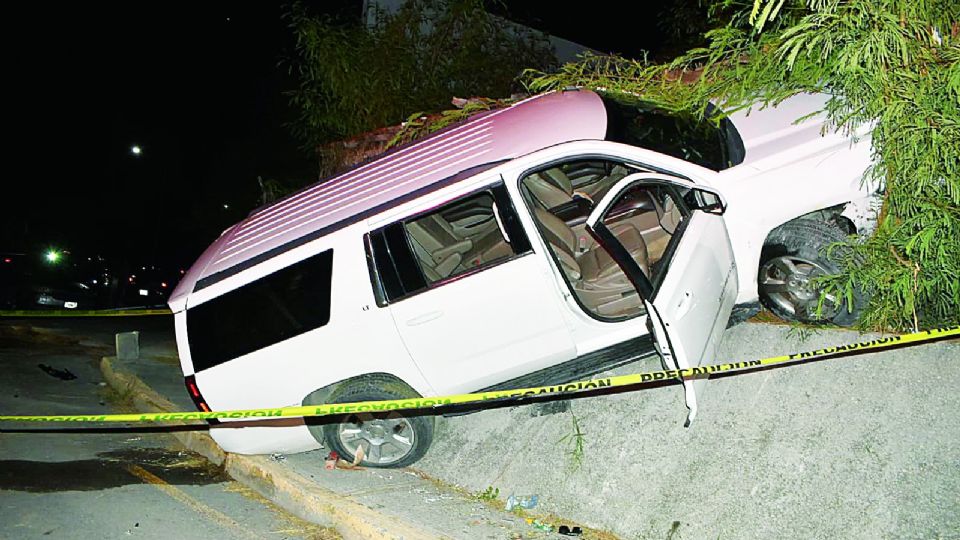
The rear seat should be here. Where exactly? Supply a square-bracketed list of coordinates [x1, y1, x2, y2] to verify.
[405, 213, 513, 278]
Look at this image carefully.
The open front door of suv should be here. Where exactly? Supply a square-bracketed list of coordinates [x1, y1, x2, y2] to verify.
[585, 173, 738, 425]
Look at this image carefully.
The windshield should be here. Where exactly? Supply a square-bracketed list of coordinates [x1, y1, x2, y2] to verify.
[601, 95, 744, 171]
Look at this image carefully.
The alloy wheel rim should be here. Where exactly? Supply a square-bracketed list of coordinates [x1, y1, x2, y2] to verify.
[759, 255, 839, 321]
[337, 412, 415, 465]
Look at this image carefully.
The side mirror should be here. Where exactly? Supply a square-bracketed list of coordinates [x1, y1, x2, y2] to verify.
[684, 188, 726, 215]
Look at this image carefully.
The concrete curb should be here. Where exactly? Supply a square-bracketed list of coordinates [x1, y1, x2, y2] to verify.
[100, 357, 225, 464]
[100, 356, 438, 540]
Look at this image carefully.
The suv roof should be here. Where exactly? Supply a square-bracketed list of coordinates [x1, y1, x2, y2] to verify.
[171, 90, 606, 301]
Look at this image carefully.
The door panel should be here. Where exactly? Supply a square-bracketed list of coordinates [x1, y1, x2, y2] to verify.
[390, 255, 575, 395]
[644, 211, 737, 423]
[586, 173, 737, 424]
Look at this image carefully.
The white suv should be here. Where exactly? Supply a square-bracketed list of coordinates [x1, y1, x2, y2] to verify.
[169, 89, 878, 467]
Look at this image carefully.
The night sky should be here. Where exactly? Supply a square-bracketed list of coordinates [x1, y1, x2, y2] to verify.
[5, 1, 667, 272]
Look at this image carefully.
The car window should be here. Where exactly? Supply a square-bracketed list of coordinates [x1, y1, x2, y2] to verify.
[602, 96, 742, 171]
[366, 183, 531, 305]
[520, 159, 639, 213]
[186, 249, 333, 371]
[519, 158, 655, 321]
[598, 183, 688, 288]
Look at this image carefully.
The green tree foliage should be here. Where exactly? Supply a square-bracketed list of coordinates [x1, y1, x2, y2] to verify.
[285, 0, 556, 149]
[524, 0, 959, 331]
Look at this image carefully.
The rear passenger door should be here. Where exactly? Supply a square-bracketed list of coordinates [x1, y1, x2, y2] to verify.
[366, 182, 575, 395]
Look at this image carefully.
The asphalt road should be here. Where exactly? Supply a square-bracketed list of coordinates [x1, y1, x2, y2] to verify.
[0, 317, 337, 540]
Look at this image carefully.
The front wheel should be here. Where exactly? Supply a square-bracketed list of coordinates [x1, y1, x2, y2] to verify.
[758, 219, 865, 326]
[321, 376, 434, 468]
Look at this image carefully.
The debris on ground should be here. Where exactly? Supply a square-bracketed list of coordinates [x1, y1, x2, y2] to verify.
[526, 518, 553, 532]
[325, 446, 366, 470]
[351, 444, 365, 465]
[37, 363, 77, 380]
[335, 459, 363, 470]
[531, 400, 570, 416]
[506, 494, 538, 511]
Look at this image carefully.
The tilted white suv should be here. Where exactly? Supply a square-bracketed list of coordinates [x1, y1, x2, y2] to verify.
[169, 89, 878, 467]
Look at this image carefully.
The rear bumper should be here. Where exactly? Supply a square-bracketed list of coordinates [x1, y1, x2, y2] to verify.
[208, 419, 319, 455]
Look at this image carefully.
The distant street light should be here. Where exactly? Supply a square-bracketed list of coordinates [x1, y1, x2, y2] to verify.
[131, 145, 142, 156]
[45, 249, 61, 264]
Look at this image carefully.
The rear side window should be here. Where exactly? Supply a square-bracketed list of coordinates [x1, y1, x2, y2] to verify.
[187, 249, 333, 372]
[366, 183, 531, 305]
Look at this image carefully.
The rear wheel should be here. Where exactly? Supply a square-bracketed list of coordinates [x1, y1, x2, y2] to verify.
[758, 219, 865, 326]
[321, 376, 434, 468]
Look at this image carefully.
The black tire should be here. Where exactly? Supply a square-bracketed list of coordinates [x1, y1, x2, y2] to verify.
[726, 302, 761, 328]
[758, 219, 866, 326]
[321, 375, 434, 468]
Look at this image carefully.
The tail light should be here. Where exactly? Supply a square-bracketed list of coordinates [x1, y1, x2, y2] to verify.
[184, 375, 220, 424]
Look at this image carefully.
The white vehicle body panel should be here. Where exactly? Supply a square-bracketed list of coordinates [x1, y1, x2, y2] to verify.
[390, 253, 575, 394]
[180, 222, 433, 454]
[716, 132, 876, 303]
[643, 212, 737, 424]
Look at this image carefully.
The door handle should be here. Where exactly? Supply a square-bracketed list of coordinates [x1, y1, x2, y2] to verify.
[675, 291, 694, 319]
[406, 311, 443, 326]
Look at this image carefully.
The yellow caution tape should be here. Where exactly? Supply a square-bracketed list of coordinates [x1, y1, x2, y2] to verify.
[1, 325, 957, 424]
[0, 308, 171, 318]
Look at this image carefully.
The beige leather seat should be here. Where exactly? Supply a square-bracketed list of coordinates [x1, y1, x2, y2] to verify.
[461, 228, 513, 267]
[525, 171, 575, 209]
[525, 167, 628, 210]
[405, 216, 472, 281]
[406, 212, 514, 279]
[533, 208, 649, 316]
[406, 216, 472, 263]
